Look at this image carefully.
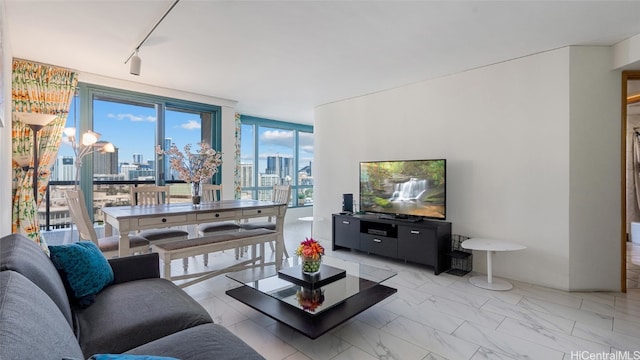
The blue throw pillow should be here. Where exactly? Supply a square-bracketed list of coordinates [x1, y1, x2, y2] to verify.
[88, 355, 179, 360]
[49, 241, 114, 307]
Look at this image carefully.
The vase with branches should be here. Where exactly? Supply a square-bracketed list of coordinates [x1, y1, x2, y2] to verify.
[156, 141, 222, 205]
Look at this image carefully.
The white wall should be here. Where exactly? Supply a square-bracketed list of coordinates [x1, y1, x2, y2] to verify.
[314, 46, 621, 291]
[614, 32, 640, 70]
[568, 46, 621, 290]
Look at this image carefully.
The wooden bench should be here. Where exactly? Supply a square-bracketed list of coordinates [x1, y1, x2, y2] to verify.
[151, 228, 277, 288]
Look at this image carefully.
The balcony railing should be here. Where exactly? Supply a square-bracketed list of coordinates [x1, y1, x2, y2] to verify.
[39, 180, 314, 232]
[39, 180, 157, 231]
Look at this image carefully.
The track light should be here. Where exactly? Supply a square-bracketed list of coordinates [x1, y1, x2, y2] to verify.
[130, 49, 141, 76]
[124, 0, 180, 76]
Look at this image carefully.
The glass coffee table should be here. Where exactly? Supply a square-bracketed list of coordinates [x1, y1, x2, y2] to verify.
[226, 256, 397, 339]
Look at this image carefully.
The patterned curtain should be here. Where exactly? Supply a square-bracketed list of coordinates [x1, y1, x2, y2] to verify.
[11, 59, 78, 252]
[233, 112, 241, 199]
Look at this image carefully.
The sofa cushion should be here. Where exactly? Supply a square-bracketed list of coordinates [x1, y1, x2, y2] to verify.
[75, 277, 213, 357]
[0, 271, 85, 360]
[49, 241, 114, 307]
[0, 233, 73, 327]
[126, 324, 265, 360]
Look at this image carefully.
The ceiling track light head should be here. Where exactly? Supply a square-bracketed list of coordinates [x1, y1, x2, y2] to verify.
[125, 0, 180, 76]
[130, 49, 141, 76]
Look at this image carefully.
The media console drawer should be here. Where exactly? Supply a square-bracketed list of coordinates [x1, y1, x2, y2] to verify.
[360, 234, 397, 257]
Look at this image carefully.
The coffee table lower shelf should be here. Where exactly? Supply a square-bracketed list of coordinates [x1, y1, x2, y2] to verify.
[226, 283, 397, 339]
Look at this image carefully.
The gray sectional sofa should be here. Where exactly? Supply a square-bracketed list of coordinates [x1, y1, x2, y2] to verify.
[0, 233, 264, 360]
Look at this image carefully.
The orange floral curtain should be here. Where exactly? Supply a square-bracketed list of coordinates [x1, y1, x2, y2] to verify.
[11, 59, 78, 253]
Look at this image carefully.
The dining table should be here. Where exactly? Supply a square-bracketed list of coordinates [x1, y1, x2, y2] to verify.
[102, 199, 287, 265]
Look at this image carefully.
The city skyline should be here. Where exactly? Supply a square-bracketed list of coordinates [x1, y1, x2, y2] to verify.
[58, 98, 314, 176]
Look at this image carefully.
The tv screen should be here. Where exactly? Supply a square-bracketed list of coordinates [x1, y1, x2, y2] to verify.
[359, 159, 446, 220]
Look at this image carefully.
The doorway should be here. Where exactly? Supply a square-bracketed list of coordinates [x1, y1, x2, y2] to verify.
[622, 71, 640, 291]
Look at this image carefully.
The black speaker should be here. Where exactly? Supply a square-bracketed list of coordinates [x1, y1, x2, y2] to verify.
[342, 193, 353, 213]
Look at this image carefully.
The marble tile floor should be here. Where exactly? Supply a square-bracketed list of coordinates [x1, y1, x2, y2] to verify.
[44, 225, 640, 360]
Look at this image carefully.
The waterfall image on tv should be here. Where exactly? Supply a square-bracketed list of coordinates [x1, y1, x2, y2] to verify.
[359, 159, 446, 220]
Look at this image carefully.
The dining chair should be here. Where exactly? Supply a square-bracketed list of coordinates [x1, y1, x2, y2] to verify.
[130, 185, 190, 270]
[197, 184, 243, 263]
[64, 189, 150, 258]
[238, 184, 291, 258]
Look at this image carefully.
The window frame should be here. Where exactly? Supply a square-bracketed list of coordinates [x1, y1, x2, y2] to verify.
[240, 115, 313, 207]
[76, 83, 222, 212]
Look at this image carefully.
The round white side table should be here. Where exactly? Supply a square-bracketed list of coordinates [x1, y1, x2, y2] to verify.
[461, 238, 526, 291]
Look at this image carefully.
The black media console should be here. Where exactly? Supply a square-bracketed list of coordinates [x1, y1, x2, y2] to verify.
[332, 213, 452, 275]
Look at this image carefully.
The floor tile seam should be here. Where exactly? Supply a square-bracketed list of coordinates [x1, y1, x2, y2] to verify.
[413, 283, 492, 309]
[479, 301, 575, 335]
[339, 319, 432, 360]
[517, 293, 583, 310]
[325, 344, 358, 360]
[424, 295, 506, 330]
[378, 316, 478, 359]
[569, 323, 636, 350]
[614, 296, 640, 308]
[611, 325, 640, 338]
[381, 300, 466, 334]
[493, 318, 598, 355]
[518, 296, 616, 328]
[612, 314, 640, 329]
[450, 322, 561, 360]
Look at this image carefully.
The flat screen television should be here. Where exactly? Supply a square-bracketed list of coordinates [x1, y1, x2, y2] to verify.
[359, 159, 446, 220]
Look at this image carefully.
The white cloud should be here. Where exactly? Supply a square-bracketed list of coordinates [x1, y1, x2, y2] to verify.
[107, 113, 156, 122]
[261, 129, 294, 147]
[180, 120, 201, 130]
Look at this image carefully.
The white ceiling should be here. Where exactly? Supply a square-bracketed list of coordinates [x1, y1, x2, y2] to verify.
[5, 1, 640, 125]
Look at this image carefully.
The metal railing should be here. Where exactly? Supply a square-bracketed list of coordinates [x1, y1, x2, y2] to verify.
[39, 179, 156, 231]
[40, 180, 314, 232]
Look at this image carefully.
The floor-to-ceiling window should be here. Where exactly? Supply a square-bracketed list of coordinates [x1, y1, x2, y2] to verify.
[44, 84, 221, 225]
[240, 115, 313, 207]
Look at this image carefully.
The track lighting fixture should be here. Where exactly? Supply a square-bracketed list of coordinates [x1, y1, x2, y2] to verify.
[124, 0, 180, 76]
[130, 49, 141, 76]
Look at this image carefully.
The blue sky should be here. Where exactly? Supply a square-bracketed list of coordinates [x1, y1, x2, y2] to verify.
[59, 98, 314, 172]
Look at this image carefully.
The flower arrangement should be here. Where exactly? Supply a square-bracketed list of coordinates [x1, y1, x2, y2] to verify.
[295, 238, 324, 260]
[155, 141, 222, 183]
[296, 288, 325, 312]
[296, 238, 325, 274]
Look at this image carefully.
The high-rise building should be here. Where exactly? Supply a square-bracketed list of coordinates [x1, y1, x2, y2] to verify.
[120, 163, 138, 180]
[51, 156, 76, 181]
[265, 155, 293, 184]
[240, 163, 254, 187]
[133, 153, 143, 166]
[258, 174, 279, 201]
[60, 156, 75, 181]
[94, 147, 118, 175]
